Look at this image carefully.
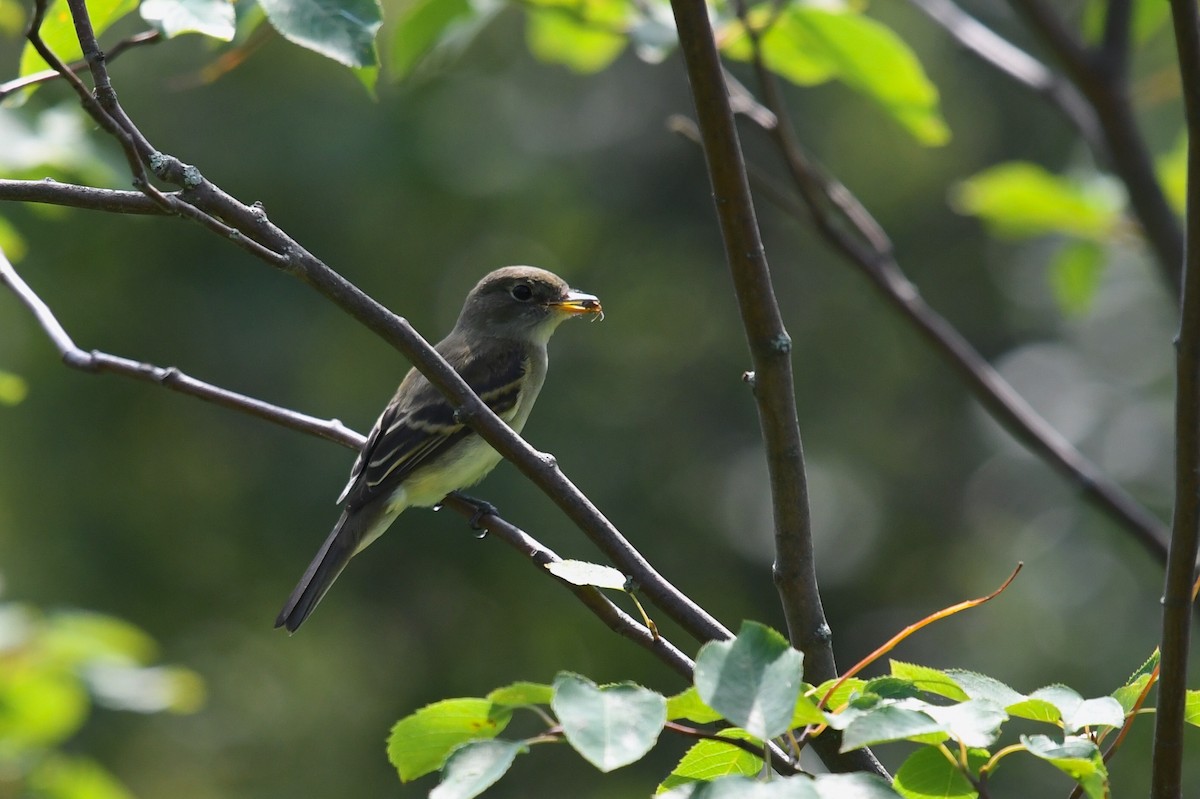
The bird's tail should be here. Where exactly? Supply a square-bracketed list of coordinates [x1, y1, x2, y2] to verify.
[275, 507, 385, 633]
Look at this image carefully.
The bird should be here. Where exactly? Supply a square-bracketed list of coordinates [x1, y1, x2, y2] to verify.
[275, 266, 602, 632]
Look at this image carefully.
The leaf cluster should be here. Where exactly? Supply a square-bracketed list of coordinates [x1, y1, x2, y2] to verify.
[13, 0, 946, 144]
[387, 622, 1199, 798]
[0, 603, 204, 799]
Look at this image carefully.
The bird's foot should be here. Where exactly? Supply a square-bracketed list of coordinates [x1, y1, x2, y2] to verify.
[449, 492, 498, 537]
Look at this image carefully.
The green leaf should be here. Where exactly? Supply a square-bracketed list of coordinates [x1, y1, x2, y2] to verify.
[544, 559, 628, 590]
[921, 699, 1006, 748]
[813, 677, 867, 710]
[657, 729, 763, 793]
[1129, 0, 1173, 42]
[1028, 684, 1082, 718]
[1158, 133, 1186, 216]
[353, 64, 379, 98]
[551, 672, 666, 772]
[258, 0, 382, 68]
[628, 4, 674, 63]
[1021, 734, 1108, 799]
[694, 621, 803, 740]
[661, 773, 902, 799]
[524, 1, 628, 74]
[19, 0, 141, 82]
[723, 6, 949, 146]
[864, 676, 923, 700]
[0, 370, 28, 406]
[789, 692, 826, 727]
[0, 106, 120, 185]
[429, 739, 526, 799]
[1111, 674, 1152, 716]
[894, 746, 977, 799]
[1050, 240, 1105, 316]
[944, 670, 1025, 708]
[85, 663, 205, 713]
[813, 773, 906, 798]
[666, 687, 723, 724]
[1081, 0, 1172, 45]
[1065, 697, 1124, 733]
[952, 162, 1120, 239]
[890, 661, 969, 702]
[389, 0, 472, 78]
[1111, 650, 1158, 714]
[0, 0, 25, 36]
[139, 0, 235, 39]
[1005, 697, 1061, 724]
[1182, 690, 1200, 727]
[486, 681, 553, 708]
[0, 217, 27, 263]
[1022, 685, 1122, 733]
[387, 698, 512, 782]
[28, 754, 135, 799]
[0, 665, 89, 748]
[43, 611, 159, 666]
[839, 703, 944, 751]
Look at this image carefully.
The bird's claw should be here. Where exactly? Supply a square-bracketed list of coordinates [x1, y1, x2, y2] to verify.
[450, 492, 498, 535]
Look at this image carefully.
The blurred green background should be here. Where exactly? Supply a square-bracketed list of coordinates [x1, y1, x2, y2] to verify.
[0, 1, 1196, 795]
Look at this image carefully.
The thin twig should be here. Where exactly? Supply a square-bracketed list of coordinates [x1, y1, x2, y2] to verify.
[663, 721, 799, 774]
[1151, 1, 1200, 794]
[0, 252, 362, 447]
[27, 0, 157, 194]
[28, 0, 291, 266]
[0, 247, 701, 681]
[817, 564, 1022, 710]
[669, 0, 885, 779]
[0, 29, 161, 101]
[440, 493, 696, 678]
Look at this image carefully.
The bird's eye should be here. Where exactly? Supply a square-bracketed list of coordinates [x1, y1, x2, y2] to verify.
[510, 284, 534, 302]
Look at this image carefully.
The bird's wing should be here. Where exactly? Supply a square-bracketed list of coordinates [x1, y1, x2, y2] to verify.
[338, 341, 528, 511]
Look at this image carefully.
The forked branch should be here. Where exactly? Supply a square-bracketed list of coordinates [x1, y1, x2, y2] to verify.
[23, 0, 732, 650]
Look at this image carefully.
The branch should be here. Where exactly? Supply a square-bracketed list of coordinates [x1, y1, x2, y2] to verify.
[668, 0, 886, 779]
[663, 721, 799, 774]
[28, 0, 732, 650]
[670, 0, 816, 678]
[0, 247, 699, 681]
[1151, 0, 1200, 793]
[0, 179, 171, 215]
[438, 494, 697, 679]
[1006, 0, 1184, 294]
[26, 0, 291, 267]
[0, 251, 361, 446]
[1098, 0, 1133, 74]
[707, 54, 1169, 561]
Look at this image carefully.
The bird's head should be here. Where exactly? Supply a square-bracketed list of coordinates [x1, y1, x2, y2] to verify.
[456, 266, 602, 343]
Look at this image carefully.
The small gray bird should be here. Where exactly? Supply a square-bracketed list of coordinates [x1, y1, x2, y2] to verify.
[276, 266, 602, 632]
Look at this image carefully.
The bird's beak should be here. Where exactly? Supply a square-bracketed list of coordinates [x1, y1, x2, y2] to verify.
[549, 290, 603, 316]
